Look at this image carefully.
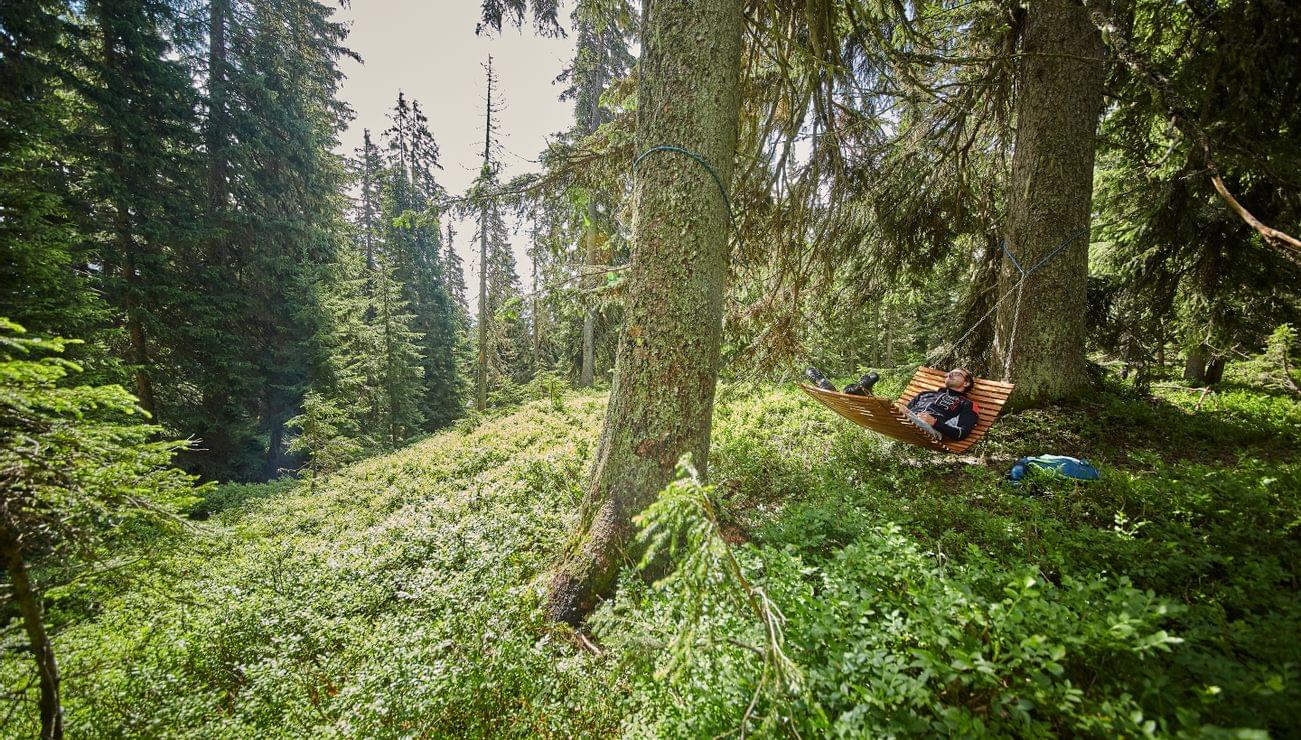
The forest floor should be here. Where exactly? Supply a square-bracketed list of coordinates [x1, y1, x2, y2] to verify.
[4, 369, 1298, 737]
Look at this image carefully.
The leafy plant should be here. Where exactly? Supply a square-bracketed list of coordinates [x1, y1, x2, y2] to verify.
[0, 319, 202, 739]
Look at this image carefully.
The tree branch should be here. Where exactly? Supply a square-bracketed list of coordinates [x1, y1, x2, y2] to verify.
[1082, 0, 1301, 260]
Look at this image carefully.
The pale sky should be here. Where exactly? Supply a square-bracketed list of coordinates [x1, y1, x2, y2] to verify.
[334, 1, 580, 309]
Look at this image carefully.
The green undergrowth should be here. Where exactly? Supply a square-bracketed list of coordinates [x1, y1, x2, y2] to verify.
[2, 375, 1297, 737]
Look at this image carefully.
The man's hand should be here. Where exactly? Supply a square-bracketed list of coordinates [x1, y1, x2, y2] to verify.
[918, 413, 938, 425]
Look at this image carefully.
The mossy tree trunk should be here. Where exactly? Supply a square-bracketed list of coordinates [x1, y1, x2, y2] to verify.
[545, 0, 743, 626]
[992, 0, 1105, 407]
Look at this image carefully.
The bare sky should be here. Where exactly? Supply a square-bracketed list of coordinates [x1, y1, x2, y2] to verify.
[334, 1, 579, 309]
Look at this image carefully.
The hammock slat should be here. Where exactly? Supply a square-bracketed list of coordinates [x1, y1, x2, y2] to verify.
[801, 367, 1014, 454]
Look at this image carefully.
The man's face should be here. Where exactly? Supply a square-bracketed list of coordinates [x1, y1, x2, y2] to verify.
[945, 369, 971, 391]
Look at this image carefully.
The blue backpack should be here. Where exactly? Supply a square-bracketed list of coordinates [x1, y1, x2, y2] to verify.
[1008, 455, 1100, 484]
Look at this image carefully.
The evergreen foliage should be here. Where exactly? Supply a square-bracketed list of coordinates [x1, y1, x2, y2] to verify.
[0, 318, 202, 738]
[4, 2, 1301, 734]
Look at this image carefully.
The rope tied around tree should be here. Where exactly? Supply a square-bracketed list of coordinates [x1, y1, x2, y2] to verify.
[940, 225, 1092, 379]
[631, 145, 742, 246]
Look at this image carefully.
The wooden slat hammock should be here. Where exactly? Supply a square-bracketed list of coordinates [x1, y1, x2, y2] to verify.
[800, 367, 1015, 454]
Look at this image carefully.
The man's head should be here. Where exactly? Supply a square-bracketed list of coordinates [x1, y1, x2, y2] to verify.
[945, 367, 974, 392]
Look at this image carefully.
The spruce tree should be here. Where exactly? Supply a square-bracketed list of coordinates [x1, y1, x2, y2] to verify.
[188, 0, 355, 480]
[556, 1, 636, 387]
[545, 0, 745, 625]
[0, 0, 107, 353]
[379, 93, 464, 428]
[79, 0, 205, 419]
[988, 0, 1105, 405]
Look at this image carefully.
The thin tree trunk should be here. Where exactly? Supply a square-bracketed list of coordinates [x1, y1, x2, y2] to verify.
[97, 2, 157, 418]
[121, 259, 157, 416]
[884, 306, 894, 368]
[207, 0, 228, 233]
[477, 200, 489, 411]
[870, 302, 880, 366]
[3, 533, 62, 740]
[992, 0, 1105, 406]
[265, 410, 283, 480]
[532, 258, 541, 367]
[579, 199, 597, 387]
[475, 60, 495, 412]
[545, 0, 744, 626]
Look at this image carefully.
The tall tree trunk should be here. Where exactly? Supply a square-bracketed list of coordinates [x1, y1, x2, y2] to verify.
[578, 50, 608, 389]
[121, 264, 157, 416]
[884, 306, 895, 368]
[545, 0, 743, 626]
[579, 200, 598, 388]
[532, 258, 541, 367]
[207, 0, 228, 233]
[476, 59, 494, 412]
[3, 533, 62, 740]
[265, 407, 283, 480]
[477, 200, 489, 411]
[97, 1, 157, 418]
[991, 0, 1105, 406]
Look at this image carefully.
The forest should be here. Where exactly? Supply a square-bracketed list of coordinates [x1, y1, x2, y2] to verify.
[1, 0, 1298, 736]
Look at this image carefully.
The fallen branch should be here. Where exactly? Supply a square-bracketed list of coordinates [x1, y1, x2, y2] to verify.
[574, 631, 603, 657]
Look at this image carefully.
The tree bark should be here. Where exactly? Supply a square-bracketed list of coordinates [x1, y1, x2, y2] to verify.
[265, 411, 284, 480]
[1184, 343, 1207, 384]
[545, 0, 743, 626]
[476, 59, 494, 412]
[579, 199, 598, 388]
[3, 533, 62, 740]
[207, 0, 228, 231]
[992, 0, 1105, 407]
[578, 61, 606, 389]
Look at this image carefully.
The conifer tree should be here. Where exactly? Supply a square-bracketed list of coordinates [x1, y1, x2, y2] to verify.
[0, 0, 107, 350]
[557, 1, 636, 387]
[379, 93, 463, 428]
[471, 57, 503, 410]
[545, 0, 745, 625]
[80, 0, 204, 419]
[988, 0, 1105, 405]
[188, 0, 355, 479]
[0, 319, 201, 740]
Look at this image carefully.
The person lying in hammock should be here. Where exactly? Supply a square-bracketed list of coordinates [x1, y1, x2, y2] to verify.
[804, 366, 981, 441]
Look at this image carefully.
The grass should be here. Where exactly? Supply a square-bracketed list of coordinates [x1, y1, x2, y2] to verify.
[2, 370, 1297, 737]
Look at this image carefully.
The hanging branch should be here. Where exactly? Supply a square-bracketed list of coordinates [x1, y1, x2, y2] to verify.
[1082, 0, 1301, 262]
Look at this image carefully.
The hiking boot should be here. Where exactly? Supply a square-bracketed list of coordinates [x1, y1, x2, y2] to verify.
[843, 371, 880, 396]
[804, 367, 836, 392]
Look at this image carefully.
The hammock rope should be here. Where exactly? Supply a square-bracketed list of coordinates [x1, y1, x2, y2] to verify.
[632, 145, 739, 237]
[939, 225, 1092, 379]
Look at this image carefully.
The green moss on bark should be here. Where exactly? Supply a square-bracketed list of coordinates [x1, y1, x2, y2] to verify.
[545, 0, 744, 626]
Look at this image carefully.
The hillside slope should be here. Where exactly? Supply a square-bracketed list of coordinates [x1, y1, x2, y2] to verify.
[4, 374, 1298, 737]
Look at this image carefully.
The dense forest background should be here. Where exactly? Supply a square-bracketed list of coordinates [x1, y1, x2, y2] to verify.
[3, 0, 1300, 736]
[3, 0, 1298, 483]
